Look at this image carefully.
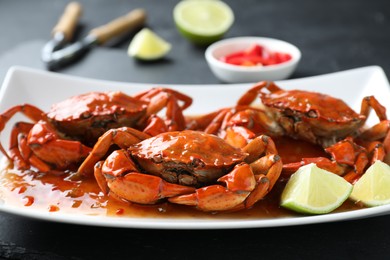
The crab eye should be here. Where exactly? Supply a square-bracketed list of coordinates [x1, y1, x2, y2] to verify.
[81, 111, 91, 119]
[190, 158, 205, 168]
[306, 110, 318, 118]
[152, 154, 163, 163]
[283, 108, 294, 116]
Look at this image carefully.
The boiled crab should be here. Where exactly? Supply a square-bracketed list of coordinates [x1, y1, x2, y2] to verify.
[46, 88, 192, 144]
[77, 128, 282, 211]
[0, 88, 192, 173]
[232, 81, 390, 182]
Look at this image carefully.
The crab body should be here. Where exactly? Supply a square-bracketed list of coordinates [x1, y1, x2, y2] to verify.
[129, 131, 246, 186]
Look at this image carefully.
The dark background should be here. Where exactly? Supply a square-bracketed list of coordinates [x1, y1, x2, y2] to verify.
[1, 0, 389, 83]
[0, 0, 390, 259]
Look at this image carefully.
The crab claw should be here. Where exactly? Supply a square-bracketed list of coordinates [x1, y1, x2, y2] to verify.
[169, 163, 256, 211]
[95, 150, 195, 204]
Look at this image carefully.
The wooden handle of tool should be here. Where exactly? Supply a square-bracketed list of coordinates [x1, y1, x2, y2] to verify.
[52, 2, 82, 40]
[89, 9, 146, 44]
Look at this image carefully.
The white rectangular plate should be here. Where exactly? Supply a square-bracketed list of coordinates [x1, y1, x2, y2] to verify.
[0, 66, 389, 229]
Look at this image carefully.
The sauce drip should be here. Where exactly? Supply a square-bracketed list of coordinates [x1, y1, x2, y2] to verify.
[0, 137, 364, 219]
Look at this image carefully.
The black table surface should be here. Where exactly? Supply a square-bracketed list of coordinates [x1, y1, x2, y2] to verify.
[1, 0, 390, 259]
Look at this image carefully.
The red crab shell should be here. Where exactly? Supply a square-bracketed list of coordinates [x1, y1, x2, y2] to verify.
[260, 89, 366, 146]
[129, 130, 247, 187]
[47, 91, 148, 146]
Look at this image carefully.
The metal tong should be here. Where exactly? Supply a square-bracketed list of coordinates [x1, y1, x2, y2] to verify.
[42, 2, 146, 70]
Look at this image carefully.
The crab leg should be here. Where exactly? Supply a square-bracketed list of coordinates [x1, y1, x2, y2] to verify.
[366, 141, 386, 163]
[10, 122, 55, 173]
[185, 108, 227, 131]
[360, 96, 387, 121]
[202, 108, 255, 148]
[95, 149, 195, 204]
[0, 104, 45, 131]
[133, 87, 192, 110]
[201, 107, 258, 148]
[202, 106, 276, 149]
[28, 122, 92, 169]
[1, 103, 92, 173]
[242, 135, 283, 208]
[282, 137, 370, 183]
[169, 135, 283, 211]
[78, 127, 151, 176]
[237, 81, 280, 106]
[134, 88, 191, 134]
[359, 120, 390, 153]
[10, 121, 92, 173]
[142, 115, 169, 136]
[203, 108, 233, 134]
[18, 133, 54, 173]
[283, 157, 347, 176]
[8, 122, 34, 169]
[342, 140, 386, 184]
[169, 163, 256, 211]
[0, 104, 46, 160]
[162, 94, 186, 132]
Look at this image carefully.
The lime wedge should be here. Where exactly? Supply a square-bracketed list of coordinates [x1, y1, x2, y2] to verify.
[350, 161, 390, 207]
[128, 28, 172, 60]
[173, 0, 234, 45]
[281, 163, 353, 214]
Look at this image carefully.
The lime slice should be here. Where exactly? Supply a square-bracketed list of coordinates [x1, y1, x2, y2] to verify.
[128, 28, 172, 60]
[350, 161, 390, 207]
[173, 0, 234, 45]
[281, 163, 353, 214]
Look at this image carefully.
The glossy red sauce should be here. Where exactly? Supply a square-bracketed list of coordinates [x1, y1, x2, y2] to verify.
[0, 137, 364, 219]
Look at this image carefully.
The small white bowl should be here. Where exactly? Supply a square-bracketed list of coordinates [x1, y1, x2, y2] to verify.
[205, 37, 301, 83]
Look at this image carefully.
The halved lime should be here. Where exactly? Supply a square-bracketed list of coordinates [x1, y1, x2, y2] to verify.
[173, 0, 234, 45]
[128, 28, 172, 60]
[281, 163, 353, 214]
[350, 161, 390, 207]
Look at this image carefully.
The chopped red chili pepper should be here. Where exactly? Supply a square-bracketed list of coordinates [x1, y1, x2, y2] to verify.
[220, 44, 292, 67]
[245, 44, 263, 57]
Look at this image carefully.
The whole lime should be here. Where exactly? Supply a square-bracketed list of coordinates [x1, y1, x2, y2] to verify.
[173, 0, 234, 45]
